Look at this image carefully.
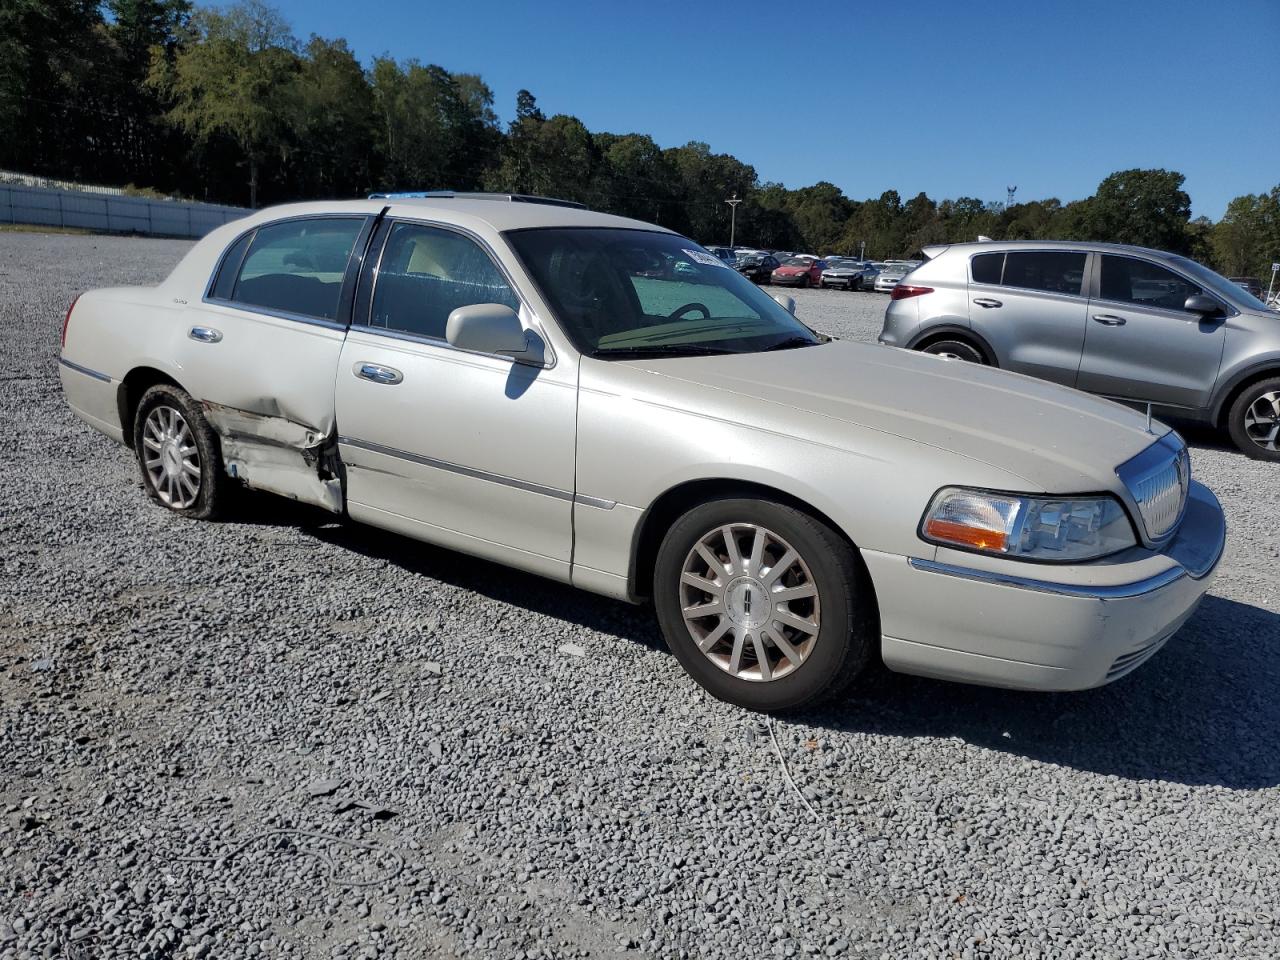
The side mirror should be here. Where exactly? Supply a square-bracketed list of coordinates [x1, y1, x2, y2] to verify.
[1184, 293, 1223, 316]
[770, 292, 797, 315]
[446, 303, 541, 363]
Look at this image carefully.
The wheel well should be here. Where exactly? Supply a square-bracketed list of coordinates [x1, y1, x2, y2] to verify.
[628, 478, 861, 601]
[117, 367, 184, 449]
[913, 329, 996, 365]
[1216, 367, 1280, 429]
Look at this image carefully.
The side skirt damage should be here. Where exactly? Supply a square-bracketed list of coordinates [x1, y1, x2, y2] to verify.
[201, 401, 344, 514]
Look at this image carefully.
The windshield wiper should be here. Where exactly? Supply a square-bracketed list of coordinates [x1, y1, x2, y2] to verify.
[589, 344, 736, 359]
[761, 336, 822, 351]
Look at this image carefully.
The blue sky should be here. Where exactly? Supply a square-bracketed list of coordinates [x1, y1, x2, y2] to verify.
[270, 0, 1278, 219]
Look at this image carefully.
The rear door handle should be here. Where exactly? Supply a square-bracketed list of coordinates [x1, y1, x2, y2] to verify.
[1092, 314, 1127, 326]
[354, 362, 403, 385]
[189, 326, 222, 343]
[973, 298, 1002, 308]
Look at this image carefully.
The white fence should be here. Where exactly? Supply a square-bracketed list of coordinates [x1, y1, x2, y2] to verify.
[0, 183, 250, 239]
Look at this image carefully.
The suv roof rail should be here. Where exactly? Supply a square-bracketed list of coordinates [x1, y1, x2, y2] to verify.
[366, 190, 587, 209]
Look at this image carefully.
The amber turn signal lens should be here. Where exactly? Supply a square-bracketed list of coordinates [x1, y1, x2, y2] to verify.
[923, 517, 1008, 552]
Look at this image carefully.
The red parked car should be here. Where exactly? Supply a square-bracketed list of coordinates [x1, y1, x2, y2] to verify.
[771, 257, 826, 288]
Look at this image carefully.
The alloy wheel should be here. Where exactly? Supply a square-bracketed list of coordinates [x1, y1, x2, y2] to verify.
[1244, 390, 1280, 451]
[142, 405, 202, 508]
[678, 523, 821, 682]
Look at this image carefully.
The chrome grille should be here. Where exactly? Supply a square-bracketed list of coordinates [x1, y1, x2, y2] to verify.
[1116, 434, 1189, 542]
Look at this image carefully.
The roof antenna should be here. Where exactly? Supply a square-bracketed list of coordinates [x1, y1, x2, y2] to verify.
[1146, 402, 1154, 434]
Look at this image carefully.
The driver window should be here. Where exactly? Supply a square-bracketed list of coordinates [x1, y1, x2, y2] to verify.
[1100, 256, 1201, 311]
[369, 222, 520, 339]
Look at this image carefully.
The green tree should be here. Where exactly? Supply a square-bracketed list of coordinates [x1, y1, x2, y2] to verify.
[1212, 189, 1280, 279]
[289, 37, 376, 198]
[152, 0, 300, 206]
[1071, 169, 1192, 253]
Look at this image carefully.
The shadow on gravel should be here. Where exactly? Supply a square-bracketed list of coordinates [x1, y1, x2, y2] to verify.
[807, 595, 1280, 790]
[231, 490, 666, 652]
[232, 492, 1279, 789]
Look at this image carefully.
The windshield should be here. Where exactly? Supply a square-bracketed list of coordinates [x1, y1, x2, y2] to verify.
[781, 258, 811, 267]
[507, 228, 825, 357]
[1171, 256, 1272, 312]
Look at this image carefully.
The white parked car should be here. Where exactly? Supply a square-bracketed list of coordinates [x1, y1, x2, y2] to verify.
[59, 194, 1225, 711]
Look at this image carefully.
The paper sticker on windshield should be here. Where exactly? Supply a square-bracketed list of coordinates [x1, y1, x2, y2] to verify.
[683, 248, 729, 267]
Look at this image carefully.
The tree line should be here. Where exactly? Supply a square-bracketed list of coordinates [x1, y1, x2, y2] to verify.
[2, 0, 1277, 281]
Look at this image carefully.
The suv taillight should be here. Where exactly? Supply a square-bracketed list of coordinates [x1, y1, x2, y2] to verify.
[891, 284, 933, 301]
[61, 294, 81, 348]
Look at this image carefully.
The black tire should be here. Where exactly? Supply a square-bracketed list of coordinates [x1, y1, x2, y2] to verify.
[1226, 376, 1280, 461]
[920, 339, 987, 364]
[653, 497, 877, 712]
[132, 383, 226, 520]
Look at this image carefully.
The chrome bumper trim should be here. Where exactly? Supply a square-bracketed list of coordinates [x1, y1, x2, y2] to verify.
[907, 558, 1187, 600]
[59, 357, 111, 383]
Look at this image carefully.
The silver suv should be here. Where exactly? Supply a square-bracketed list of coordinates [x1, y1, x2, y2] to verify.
[880, 241, 1280, 460]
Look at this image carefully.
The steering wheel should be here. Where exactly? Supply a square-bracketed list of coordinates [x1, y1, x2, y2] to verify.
[668, 302, 710, 321]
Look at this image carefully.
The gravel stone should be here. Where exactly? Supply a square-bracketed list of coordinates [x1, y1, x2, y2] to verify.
[1, 234, 1277, 958]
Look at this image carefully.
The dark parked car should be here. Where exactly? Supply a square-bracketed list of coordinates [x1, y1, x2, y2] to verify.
[1230, 277, 1264, 298]
[736, 254, 780, 284]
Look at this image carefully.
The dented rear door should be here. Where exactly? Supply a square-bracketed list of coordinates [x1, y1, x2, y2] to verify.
[171, 214, 376, 511]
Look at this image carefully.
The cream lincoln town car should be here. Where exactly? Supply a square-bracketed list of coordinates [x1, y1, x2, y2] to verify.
[58, 193, 1226, 711]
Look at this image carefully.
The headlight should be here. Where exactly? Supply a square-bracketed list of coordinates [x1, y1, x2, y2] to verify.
[920, 488, 1136, 562]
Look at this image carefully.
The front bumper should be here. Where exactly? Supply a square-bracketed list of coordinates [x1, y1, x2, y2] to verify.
[772, 275, 808, 286]
[860, 480, 1226, 691]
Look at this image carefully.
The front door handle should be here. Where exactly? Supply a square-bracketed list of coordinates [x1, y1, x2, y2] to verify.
[972, 297, 1002, 308]
[354, 362, 403, 385]
[1092, 314, 1127, 326]
[189, 326, 222, 343]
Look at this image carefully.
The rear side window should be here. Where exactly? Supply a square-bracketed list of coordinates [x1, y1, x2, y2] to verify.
[210, 232, 251, 300]
[367, 222, 519, 340]
[1100, 256, 1202, 311]
[222, 218, 364, 321]
[1000, 251, 1086, 295]
[971, 252, 1003, 285]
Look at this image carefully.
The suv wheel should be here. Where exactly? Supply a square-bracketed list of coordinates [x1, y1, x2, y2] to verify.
[133, 384, 226, 519]
[920, 339, 987, 364]
[1227, 377, 1280, 461]
[653, 497, 876, 712]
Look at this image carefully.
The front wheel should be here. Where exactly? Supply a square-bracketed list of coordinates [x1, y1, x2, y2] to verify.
[133, 384, 226, 519]
[1227, 377, 1280, 461]
[920, 339, 987, 364]
[653, 498, 876, 712]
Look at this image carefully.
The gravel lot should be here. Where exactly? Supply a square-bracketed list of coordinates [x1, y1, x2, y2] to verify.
[2, 232, 1279, 960]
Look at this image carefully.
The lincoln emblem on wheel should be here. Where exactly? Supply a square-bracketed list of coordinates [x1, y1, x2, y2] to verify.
[58, 193, 1225, 711]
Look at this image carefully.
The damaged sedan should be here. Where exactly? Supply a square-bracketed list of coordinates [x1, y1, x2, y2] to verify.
[59, 193, 1225, 712]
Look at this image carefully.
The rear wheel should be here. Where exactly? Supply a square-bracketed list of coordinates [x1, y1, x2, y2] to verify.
[133, 384, 226, 519]
[653, 497, 876, 712]
[1227, 377, 1280, 461]
[920, 339, 987, 364]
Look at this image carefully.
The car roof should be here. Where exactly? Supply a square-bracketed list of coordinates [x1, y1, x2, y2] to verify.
[923, 239, 1189, 260]
[229, 196, 679, 237]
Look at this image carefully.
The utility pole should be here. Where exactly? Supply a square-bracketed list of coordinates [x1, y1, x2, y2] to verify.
[1007, 184, 1017, 209]
[725, 193, 743, 248]
[859, 240, 865, 261]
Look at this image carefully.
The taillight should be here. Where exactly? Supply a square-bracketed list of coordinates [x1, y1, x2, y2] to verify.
[891, 284, 933, 301]
[62, 294, 81, 348]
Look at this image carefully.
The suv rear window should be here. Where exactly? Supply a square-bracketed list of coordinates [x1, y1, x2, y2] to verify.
[1001, 251, 1086, 295]
[971, 251, 1085, 295]
[971, 252, 1003, 285]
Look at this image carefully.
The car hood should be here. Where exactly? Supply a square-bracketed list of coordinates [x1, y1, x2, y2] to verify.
[774, 265, 806, 274]
[627, 340, 1166, 493]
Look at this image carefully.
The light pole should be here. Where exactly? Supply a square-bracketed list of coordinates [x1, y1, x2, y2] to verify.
[725, 193, 743, 248]
[859, 240, 865, 260]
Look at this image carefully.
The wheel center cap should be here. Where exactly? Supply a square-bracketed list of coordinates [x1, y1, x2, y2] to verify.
[162, 441, 182, 477]
[725, 576, 769, 629]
